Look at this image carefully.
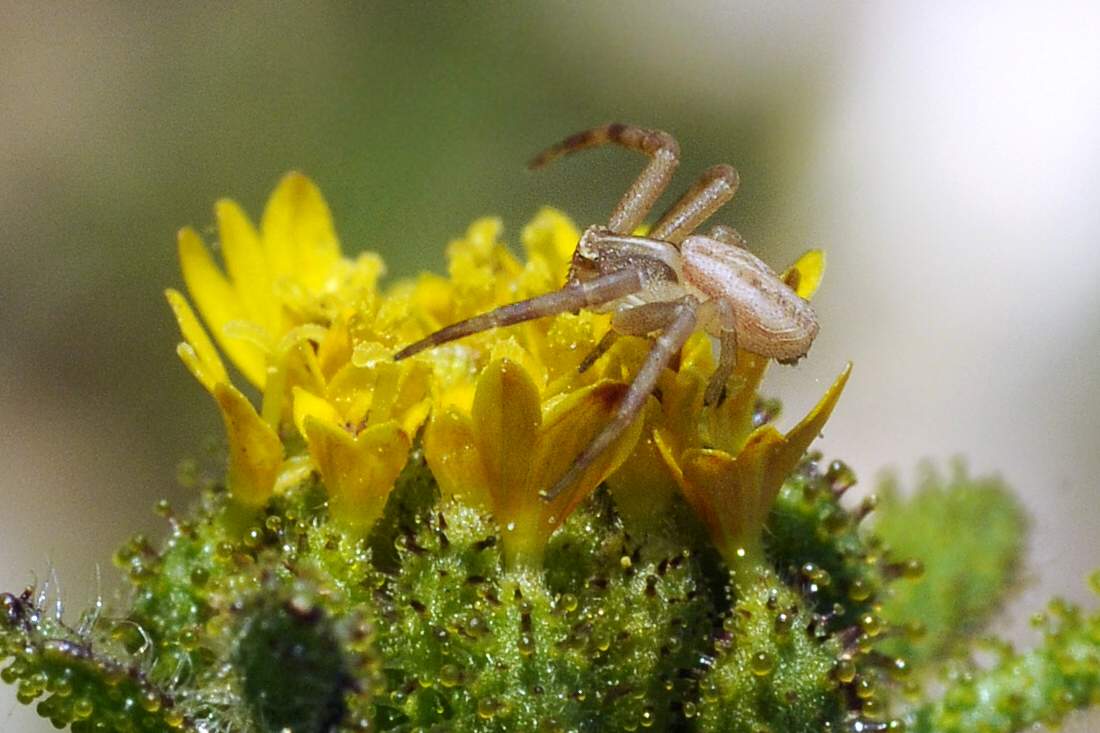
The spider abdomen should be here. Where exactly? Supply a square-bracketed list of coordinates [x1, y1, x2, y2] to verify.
[681, 235, 818, 361]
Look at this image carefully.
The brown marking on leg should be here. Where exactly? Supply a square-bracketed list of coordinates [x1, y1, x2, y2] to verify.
[650, 164, 740, 245]
[578, 330, 618, 374]
[527, 123, 681, 235]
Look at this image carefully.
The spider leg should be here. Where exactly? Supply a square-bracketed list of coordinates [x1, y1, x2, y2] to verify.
[650, 164, 740, 245]
[578, 330, 618, 374]
[540, 299, 698, 502]
[579, 296, 695, 373]
[528, 123, 680, 235]
[394, 268, 645, 361]
[698, 297, 738, 406]
[705, 327, 739, 407]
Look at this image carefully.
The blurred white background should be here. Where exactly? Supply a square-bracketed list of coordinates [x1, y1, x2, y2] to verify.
[2, 2, 1098, 730]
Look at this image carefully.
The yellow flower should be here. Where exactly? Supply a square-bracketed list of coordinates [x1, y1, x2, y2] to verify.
[178, 172, 342, 388]
[290, 349, 431, 528]
[168, 173, 426, 523]
[167, 171, 852, 560]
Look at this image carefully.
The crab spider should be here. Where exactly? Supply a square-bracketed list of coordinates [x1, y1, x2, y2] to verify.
[395, 124, 819, 502]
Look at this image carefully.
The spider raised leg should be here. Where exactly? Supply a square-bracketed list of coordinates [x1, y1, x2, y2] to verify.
[650, 164, 740, 245]
[529, 123, 680, 235]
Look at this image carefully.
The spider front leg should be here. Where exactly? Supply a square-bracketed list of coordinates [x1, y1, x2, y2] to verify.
[393, 268, 645, 360]
[650, 164, 740, 245]
[541, 298, 698, 502]
[529, 123, 680, 235]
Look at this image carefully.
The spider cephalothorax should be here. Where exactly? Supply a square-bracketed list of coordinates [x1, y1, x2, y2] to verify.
[395, 123, 818, 500]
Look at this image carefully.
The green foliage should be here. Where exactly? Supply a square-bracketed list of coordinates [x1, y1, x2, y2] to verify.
[695, 569, 845, 733]
[5, 446, 1100, 732]
[0, 590, 191, 732]
[908, 596, 1100, 732]
[872, 463, 1028, 667]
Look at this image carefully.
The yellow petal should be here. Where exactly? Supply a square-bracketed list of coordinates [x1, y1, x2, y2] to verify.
[598, 397, 680, 531]
[165, 288, 227, 392]
[317, 310, 353, 381]
[213, 383, 283, 508]
[536, 380, 642, 523]
[680, 428, 785, 562]
[215, 199, 276, 330]
[447, 217, 503, 266]
[677, 362, 852, 563]
[782, 249, 826, 300]
[303, 417, 410, 529]
[178, 226, 267, 387]
[470, 359, 541, 520]
[423, 408, 491, 512]
[771, 362, 852, 490]
[261, 172, 341, 293]
[292, 386, 344, 438]
[705, 350, 770, 455]
[489, 337, 547, 392]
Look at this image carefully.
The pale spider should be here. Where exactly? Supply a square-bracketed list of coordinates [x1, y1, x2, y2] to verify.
[395, 124, 818, 501]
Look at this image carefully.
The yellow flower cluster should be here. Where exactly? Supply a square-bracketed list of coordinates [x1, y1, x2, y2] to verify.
[167, 173, 849, 566]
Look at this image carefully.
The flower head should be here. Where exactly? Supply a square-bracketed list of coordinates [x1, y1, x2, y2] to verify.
[167, 173, 849, 567]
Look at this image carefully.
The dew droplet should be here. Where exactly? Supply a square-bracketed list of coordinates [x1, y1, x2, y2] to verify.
[750, 651, 775, 677]
[901, 558, 925, 580]
[477, 697, 502, 720]
[848, 578, 872, 602]
[440, 664, 461, 688]
[835, 657, 857, 684]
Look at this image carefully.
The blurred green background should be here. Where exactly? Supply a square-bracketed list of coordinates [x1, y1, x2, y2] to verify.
[2, 4, 1099, 730]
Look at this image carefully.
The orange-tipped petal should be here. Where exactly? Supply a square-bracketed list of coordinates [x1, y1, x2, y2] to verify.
[782, 249, 826, 300]
[213, 382, 283, 508]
